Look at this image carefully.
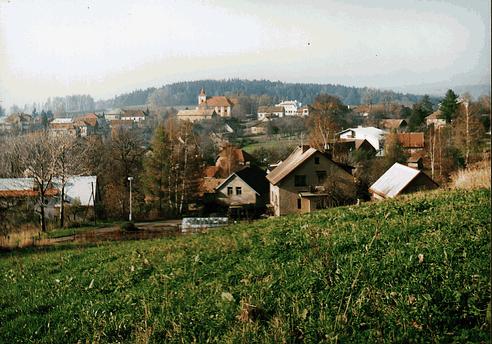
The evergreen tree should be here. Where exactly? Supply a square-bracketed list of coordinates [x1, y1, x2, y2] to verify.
[440, 89, 459, 123]
[144, 125, 172, 216]
[408, 95, 433, 130]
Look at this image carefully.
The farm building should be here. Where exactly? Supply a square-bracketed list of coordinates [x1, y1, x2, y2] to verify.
[369, 163, 437, 200]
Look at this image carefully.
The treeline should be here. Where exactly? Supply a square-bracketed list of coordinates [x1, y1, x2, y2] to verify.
[95, 88, 156, 110]
[44, 95, 95, 114]
[97, 79, 426, 109]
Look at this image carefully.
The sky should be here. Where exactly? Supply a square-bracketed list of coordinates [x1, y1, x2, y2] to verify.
[0, 0, 490, 109]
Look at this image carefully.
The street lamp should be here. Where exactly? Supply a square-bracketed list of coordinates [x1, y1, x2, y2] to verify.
[127, 176, 133, 222]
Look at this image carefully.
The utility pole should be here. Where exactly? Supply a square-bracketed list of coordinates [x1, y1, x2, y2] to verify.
[128, 176, 133, 222]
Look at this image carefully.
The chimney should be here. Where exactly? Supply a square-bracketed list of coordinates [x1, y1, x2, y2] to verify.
[300, 145, 310, 153]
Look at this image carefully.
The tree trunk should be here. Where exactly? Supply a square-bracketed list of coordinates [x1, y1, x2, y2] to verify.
[179, 142, 188, 214]
[40, 192, 47, 232]
[60, 184, 65, 228]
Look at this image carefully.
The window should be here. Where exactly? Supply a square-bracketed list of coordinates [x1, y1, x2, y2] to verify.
[316, 171, 327, 184]
[297, 198, 302, 209]
[294, 175, 307, 187]
[236, 187, 242, 195]
[227, 187, 233, 195]
[314, 157, 320, 165]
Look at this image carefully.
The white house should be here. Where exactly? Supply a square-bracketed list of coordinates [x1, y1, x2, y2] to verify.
[276, 100, 301, 116]
[121, 109, 147, 122]
[257, 106, 285, 121]
[338, 126, 387, 151]
[105, 108, 124, 121]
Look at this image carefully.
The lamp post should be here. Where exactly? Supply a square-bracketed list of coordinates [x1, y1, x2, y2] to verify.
[128, 176, 133, 222]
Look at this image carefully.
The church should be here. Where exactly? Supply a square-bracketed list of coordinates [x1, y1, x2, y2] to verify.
[176, 88, 237, 122]
[197, 88, 236, 117]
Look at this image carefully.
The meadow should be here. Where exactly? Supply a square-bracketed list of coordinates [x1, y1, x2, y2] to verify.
[0, 188, 490, 343]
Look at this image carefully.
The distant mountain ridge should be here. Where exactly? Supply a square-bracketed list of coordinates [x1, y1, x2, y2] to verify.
[95, 79, 432, 110]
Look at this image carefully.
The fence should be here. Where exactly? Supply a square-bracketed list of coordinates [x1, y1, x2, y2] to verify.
[181, 217, 228, 232]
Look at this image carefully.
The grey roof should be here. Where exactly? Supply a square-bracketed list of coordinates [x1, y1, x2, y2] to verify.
[0, 178, 34, 191]
[369, 163, 429, 198]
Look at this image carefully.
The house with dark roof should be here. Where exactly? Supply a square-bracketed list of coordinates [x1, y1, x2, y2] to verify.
[407, 154, 424, 170]
[266, 145, 355, 216]
[215, 166, 269, 209]
[369, 163, 437, 200]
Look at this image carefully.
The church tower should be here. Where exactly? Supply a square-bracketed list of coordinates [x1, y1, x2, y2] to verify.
[198, 87, 207, 105]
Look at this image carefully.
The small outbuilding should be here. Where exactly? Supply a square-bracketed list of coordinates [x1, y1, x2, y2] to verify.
[369, 163, 437, 200]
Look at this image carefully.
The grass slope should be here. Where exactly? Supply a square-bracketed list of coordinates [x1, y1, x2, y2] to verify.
[0, 189, 490, 343]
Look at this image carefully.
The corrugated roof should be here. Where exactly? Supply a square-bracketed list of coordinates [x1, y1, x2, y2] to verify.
[0, 178, 34, 191]
[0, 178, 59, 198]
[369, 163, 421, 198]
[266, 145, 317, 185]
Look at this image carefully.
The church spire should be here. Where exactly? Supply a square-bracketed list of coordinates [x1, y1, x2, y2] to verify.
[198, 87, 207, 105]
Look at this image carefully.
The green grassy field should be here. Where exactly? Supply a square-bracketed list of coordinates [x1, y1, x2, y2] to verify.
[242, 137, 299, 153]
[0, 189, 490, 343]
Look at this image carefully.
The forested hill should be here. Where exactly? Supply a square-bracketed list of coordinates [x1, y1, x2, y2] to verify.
[95, 79, 425, 109]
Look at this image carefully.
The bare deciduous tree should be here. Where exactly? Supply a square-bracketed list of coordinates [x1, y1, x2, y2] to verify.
[12, 133, 57, 232]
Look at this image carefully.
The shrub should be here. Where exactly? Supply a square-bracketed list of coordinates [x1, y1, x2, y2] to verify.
[450, 159, 491, 189]
[120, 221, 140, 232]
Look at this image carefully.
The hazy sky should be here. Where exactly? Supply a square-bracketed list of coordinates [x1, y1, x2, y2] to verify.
[0, 0, 490, 108]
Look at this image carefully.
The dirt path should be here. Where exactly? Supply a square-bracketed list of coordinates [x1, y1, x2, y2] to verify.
[42, 220, 183, 246]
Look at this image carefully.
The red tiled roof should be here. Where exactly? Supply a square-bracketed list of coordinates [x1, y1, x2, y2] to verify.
[217, 147, 253, 163]
[205, 96, 234, 107]
[0, 188, 59, 198]
[380, 119, 407, 129]
[397, 132, 425, 148]
[204, 166, 219, 178]
[199, 177, 225, 195]
[75, 113, 98, 126]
